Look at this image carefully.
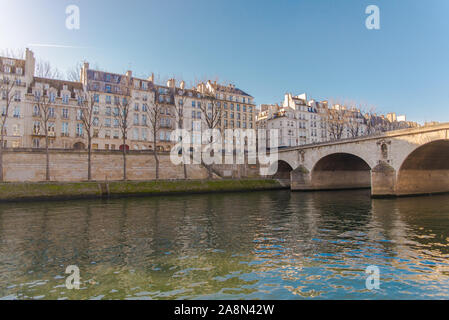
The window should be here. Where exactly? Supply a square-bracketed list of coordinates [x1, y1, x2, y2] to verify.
[114, 119, 119, 128]
[33, 138, 40, 148]
[106, 95, 112, 104]
[142, 114, 147, 126]
[76, 123, 83, 137]
[4, 66, 10, 73]
[49, 107, 55, 118]
[105, 118, 111, 127]
[62, 95, 69, 104]
[142, 104, 147, 112]
[93, 117, 99, 127]
[13, 107, 20, 118]
[134, 104, 139, 112]
[49, 92, 56, 102]
[62, 108, 69, 119]
[62, 122, 69, 136]
[133, 128, 139, 140]
[33, 121, 40, 135]
[48, 122, 55, 136]
[142, 129, 147, 141]
[16, 67, 23, 75]
[134, 114, 139, 125]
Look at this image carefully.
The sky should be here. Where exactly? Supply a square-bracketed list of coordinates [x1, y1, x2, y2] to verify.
[1, 0, 449, 124]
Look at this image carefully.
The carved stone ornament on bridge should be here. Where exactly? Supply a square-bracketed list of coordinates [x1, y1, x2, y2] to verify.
[298, 150, 305, 163]
[377, 139, 391, 160]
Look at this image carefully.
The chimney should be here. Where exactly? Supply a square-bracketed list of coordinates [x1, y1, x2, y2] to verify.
[167, 78, 175, 88]
[24, 48, 36, 84]
[148, 73, 154, 83]
[80, 61, 90, 85]
[180, 80, 185, 90]
[126, 70, 132, 78]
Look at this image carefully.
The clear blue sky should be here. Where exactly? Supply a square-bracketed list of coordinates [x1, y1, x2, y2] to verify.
[1, 0, 449, 123]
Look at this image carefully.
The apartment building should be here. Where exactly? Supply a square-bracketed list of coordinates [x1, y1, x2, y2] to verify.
[0, 49, 35, 149]
[0, 49, 257, 152]
[257, 92, 413, 148]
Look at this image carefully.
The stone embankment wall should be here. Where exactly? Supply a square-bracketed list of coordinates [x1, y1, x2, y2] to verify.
[2, 149, 261, 182]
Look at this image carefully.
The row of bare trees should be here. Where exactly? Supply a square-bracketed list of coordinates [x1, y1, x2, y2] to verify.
[322, 101, 388, 141]
[0, 51, 225, 182]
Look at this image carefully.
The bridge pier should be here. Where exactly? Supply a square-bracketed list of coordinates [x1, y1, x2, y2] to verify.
[290, 166, 312, 191]
[371, 162, 396, 197]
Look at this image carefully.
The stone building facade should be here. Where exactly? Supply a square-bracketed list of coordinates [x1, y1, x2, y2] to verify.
[0, 49, 256, 153]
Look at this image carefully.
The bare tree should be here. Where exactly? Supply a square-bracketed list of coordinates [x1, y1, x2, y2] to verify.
[115, 95, 132, 181]
[0, 49, 24, 59]
[198, 83, 222, 131]
[196, 81, 223, 179]
[67, 61, 83, 82]
[324, 104, 347, 141]
[146, 92, 164, 180]
[35, 59, 63, 79]
[34, 89, 53, 181]
[78, 91, 101, 181]
[345, 107, 365, 138]
[173, 84, 188, 179]
[0, 76, 18, 181]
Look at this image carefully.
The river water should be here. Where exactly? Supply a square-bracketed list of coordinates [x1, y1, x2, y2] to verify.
[0, 190, 448, 300]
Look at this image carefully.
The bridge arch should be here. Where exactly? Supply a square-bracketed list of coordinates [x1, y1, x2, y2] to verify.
[396, 140, 449, 195]
[270, 160, 294, 185]
[310, 153, 372, 190]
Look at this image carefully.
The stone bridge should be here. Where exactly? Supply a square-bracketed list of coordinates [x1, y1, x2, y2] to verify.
[270, 123, 449, 197]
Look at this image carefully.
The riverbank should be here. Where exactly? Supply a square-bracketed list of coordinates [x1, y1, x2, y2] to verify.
[0, 179, 286, 202]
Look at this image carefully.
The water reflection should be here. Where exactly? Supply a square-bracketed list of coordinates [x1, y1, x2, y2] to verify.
[0, 190, 448, 300]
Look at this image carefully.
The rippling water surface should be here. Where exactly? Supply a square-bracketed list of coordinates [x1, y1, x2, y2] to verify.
[1, 190, 449, 300]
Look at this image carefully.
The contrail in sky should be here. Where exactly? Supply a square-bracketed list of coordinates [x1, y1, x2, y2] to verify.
[27, 43, 91, 49]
